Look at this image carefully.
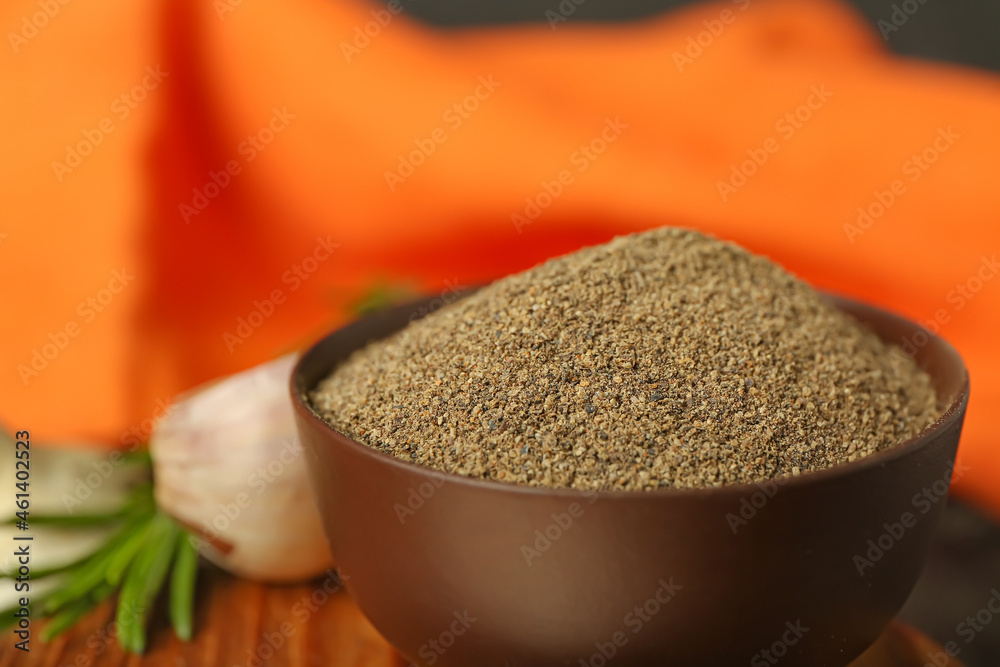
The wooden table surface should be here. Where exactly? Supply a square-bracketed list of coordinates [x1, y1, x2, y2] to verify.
[0, 566, 963, 667]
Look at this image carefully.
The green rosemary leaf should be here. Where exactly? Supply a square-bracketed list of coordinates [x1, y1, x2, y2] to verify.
[4, 481, 154, 532]
[42, 601, 90, 642]
[3, 510, 131, 528]
[0, 606, 21, 630]
[105, 519, 154, 586]
[117, 513, 181, 654]
[169, 534, 199, 641]
[42, 514, 149, 614]
[116, 513, 170, 653]
[121, 448, 153, 466]
[1, 552, 85, 580]
[125, 481, 155, 504]
[41, 582, 113, 642]
[349, 280, 420, 316]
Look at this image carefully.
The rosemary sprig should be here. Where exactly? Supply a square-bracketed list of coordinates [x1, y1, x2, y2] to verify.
[0, 476, 201, 653]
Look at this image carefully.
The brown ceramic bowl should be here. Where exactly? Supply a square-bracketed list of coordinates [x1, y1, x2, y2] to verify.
[291, 293, 969, 667]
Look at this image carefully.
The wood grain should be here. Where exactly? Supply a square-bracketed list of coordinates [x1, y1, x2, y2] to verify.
[1, 567, 401, 667]
[0, 566, 963, 666]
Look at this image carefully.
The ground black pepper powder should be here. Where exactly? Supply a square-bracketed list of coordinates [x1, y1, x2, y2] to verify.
[310, 228, 938, 491]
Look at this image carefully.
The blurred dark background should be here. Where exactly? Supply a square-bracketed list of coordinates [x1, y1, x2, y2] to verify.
[901, 503, 1000, 667]
[405, 0, 1000, 663]
[404, 0, 1000, 72]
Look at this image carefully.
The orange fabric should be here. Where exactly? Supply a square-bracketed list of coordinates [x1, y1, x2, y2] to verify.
[1, 0, 159, 445]
[2, 0, 998, 511]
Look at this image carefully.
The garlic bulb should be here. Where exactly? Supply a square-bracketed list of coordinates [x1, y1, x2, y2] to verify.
[150, 354, 334, 582]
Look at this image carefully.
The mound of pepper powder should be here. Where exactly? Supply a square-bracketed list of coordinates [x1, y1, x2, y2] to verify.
[310, 228, 938, 491]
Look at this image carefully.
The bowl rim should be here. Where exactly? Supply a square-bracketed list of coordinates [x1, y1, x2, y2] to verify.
[291, 292, 970, 500]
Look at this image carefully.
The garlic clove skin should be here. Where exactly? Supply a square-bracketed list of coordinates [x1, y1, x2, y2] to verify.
[150, 354, 334, 582]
